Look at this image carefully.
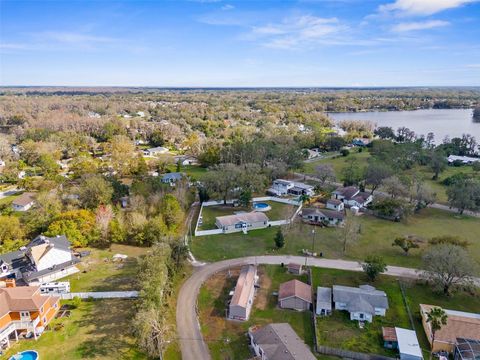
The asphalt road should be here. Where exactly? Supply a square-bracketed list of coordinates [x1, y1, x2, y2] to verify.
[176, 255, 421, 360]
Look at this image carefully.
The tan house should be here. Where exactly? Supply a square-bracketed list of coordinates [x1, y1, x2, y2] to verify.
[0, 284, 60, 348]
[420, 304, 480, 353]
[228, 265, 257, 321]
[278, 279, 312, 311]
[12, 192, 36, 212]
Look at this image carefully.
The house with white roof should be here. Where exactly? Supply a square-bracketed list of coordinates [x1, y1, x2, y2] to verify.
[268, 179, 314, 197]
[143, 146, 168, 156]
[447, 155, 480, 165]
[228, 265, 257, 321]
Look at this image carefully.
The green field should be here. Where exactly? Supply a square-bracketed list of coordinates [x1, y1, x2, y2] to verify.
[4, 299, 146, 360]
[198, 265, 315, 360]
[303, 150, 371, 178]
[191, 208, 480, 269]
[198, 200, 296, 230]
[312, 268, 480, 358]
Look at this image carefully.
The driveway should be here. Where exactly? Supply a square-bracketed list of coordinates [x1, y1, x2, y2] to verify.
[176, 255, 421, 360]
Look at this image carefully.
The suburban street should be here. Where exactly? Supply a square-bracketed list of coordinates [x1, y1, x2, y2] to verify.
[176, 255, 422, 360]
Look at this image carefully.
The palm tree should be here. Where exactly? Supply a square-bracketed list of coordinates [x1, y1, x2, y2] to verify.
[426, 307, 448, 356]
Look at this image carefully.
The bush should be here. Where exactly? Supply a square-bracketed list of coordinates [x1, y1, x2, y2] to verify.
[340, 149, 350, 157]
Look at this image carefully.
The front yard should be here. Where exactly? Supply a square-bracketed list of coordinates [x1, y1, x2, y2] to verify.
[191, 208, 480, 269]
[198, 265, 315, 360]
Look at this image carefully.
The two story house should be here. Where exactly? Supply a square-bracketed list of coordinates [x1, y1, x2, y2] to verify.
[332, 186, 373, 208]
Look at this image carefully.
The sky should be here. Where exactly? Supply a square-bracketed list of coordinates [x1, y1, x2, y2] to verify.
[1, 0, 480, 87]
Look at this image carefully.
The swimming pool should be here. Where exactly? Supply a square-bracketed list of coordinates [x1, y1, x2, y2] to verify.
[9, 350, 39, 360]
[253, 202, 271, 212]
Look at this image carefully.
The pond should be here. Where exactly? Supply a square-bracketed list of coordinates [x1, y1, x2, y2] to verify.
[328, 109, 479, 141]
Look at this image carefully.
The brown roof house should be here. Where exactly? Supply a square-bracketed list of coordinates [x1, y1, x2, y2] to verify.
[0, 284, 60, 348]
[248, 323, 316, 360]
[420, 304, 480, 353]
[302, 208, 345, 227]
[12, 192, 36, 212]
[278, 280, 312, 311]
[228, 265, 258, 321]
[216, 212, 269, 234]
[287, 263, 303, 275]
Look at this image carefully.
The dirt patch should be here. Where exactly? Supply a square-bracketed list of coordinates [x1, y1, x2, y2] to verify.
[255, 267, 271, 310]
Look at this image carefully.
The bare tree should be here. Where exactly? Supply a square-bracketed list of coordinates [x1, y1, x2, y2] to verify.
[315, 164, 336, 188]
[338, 213, 360, 254]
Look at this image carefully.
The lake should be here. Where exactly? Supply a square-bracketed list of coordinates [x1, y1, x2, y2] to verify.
[328, 109, 480, 142]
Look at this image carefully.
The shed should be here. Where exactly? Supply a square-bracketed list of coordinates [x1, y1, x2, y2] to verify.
[287, 263, 302, 275]
[278, 279, 312, 311]
[396, 327, 423, 360]
[316, 287, 332, 316]
[383, 327, 398, 349]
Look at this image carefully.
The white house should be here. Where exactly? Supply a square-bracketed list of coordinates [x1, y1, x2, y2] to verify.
[228, 265, 257, 321]
[161, 172, 184, 185]
[447, 155, 480, 165]
[332, 186, 372, 208]
[396, 327, 423, 360]
[215, 212, 269, 234]
[268, 179, 315, 197]
[0, 159, 5, 167]
[12, 192, 36, 212]
[0, 235, 80, 285]
[143, 146, 168, 156]
[332, 284, 388, 323]
[174, 155, 199, 166]
[326, 199, 344, 212]
[302, 208, 345, 226]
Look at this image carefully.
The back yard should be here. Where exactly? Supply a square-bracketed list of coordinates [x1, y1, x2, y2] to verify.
[312, 268, 480, 359]
[191, 208, 480, 269]
[198, 265, 315, 360]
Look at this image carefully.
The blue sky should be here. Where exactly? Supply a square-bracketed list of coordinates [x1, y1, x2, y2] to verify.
[1, 0, 479, 86]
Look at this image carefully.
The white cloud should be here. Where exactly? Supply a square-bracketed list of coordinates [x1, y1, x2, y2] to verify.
[221, 4, 234, 11]
[379, 0, 477, 16]
[37, 31, 117, 44]
[392, 20, 450, 31]
[249, 15, 348, 49]
[466, 64, 480, 68]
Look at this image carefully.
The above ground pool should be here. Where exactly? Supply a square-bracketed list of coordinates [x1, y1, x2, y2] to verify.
[9, 350, 39, 360]
[253, 202, 271, 212]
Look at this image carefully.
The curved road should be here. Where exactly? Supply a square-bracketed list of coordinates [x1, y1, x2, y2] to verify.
[176, 255, 421, 360]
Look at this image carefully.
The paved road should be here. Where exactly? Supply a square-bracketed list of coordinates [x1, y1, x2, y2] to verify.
[294, 172, 480, 218]
[176, 255, 421, 360]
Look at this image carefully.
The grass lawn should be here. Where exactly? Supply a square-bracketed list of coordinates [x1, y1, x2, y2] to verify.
[198, 201, 296, 231]
[191, 208, 480, 270]
[303, 150, 371, 177]
[0, 193, 20, 206]
[4, 299, 146, 360]
[198, 264, 315, 360]
[312, 268, 480, 358]
[166, 164, 208, 181]
[64, 244, 150, 292]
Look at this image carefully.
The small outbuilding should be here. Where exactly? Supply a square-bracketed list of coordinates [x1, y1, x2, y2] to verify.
[278, 279, 312, 311]
[287, 263, 303, 275]
[396, 327, 423, 360]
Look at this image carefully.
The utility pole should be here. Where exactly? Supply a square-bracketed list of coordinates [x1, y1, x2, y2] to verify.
[311, 229, 316, 256]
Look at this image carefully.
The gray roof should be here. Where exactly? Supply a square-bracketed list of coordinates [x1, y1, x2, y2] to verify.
[292, 182, 313, 190]
[333, 186, 359, 200]
[316, 287, 332, 311]
[0, 250, 29, 270]
[302, 208, 345, 220]
[21, 258, 80, 282]
[250, 323, 316, 360]
[333, 285, 389, 314]
[162, 172, 183, 181]
[28, 235, 71, 252]
[274, 179, 292, 186]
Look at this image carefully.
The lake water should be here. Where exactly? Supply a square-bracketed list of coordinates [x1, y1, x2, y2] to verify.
[328, 109, 479, 142]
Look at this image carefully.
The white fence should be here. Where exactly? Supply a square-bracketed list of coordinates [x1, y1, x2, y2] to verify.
[194, 196, 303, 237]
[60, 291, 139, 300]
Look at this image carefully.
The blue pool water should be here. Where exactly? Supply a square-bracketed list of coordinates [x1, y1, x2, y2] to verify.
[254, 202, 269, 209]
[9, 351, 38, 360]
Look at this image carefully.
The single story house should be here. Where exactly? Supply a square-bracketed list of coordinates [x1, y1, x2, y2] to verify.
[352, 138, 372, 147]
[174, 155, 199, 166]
[0, 284, 60, 348]
[333, 284, 389, 323]
[332, 186, 373, 208]
[161, 172, 184, 185]
[383, 327, 423, 360]
[301, 208, 345, 226]
[0, 159, 5, 167]
[454, 338, 480, 360]
[420, 304, 480, 353]
[316, 287, 332, 316]
[287, 263, 303, 275]
[215, 212, 269, 234]
[248, 323, 317, 360]
[278, 279, 312, 311]
[447, 155, 480, 165]
[326, 199, 344, 212]
[0, 235, 80, 285]
[228, 265, 257, 321]
[12, 192, 36, 212]
[143, 146, 168, 156]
